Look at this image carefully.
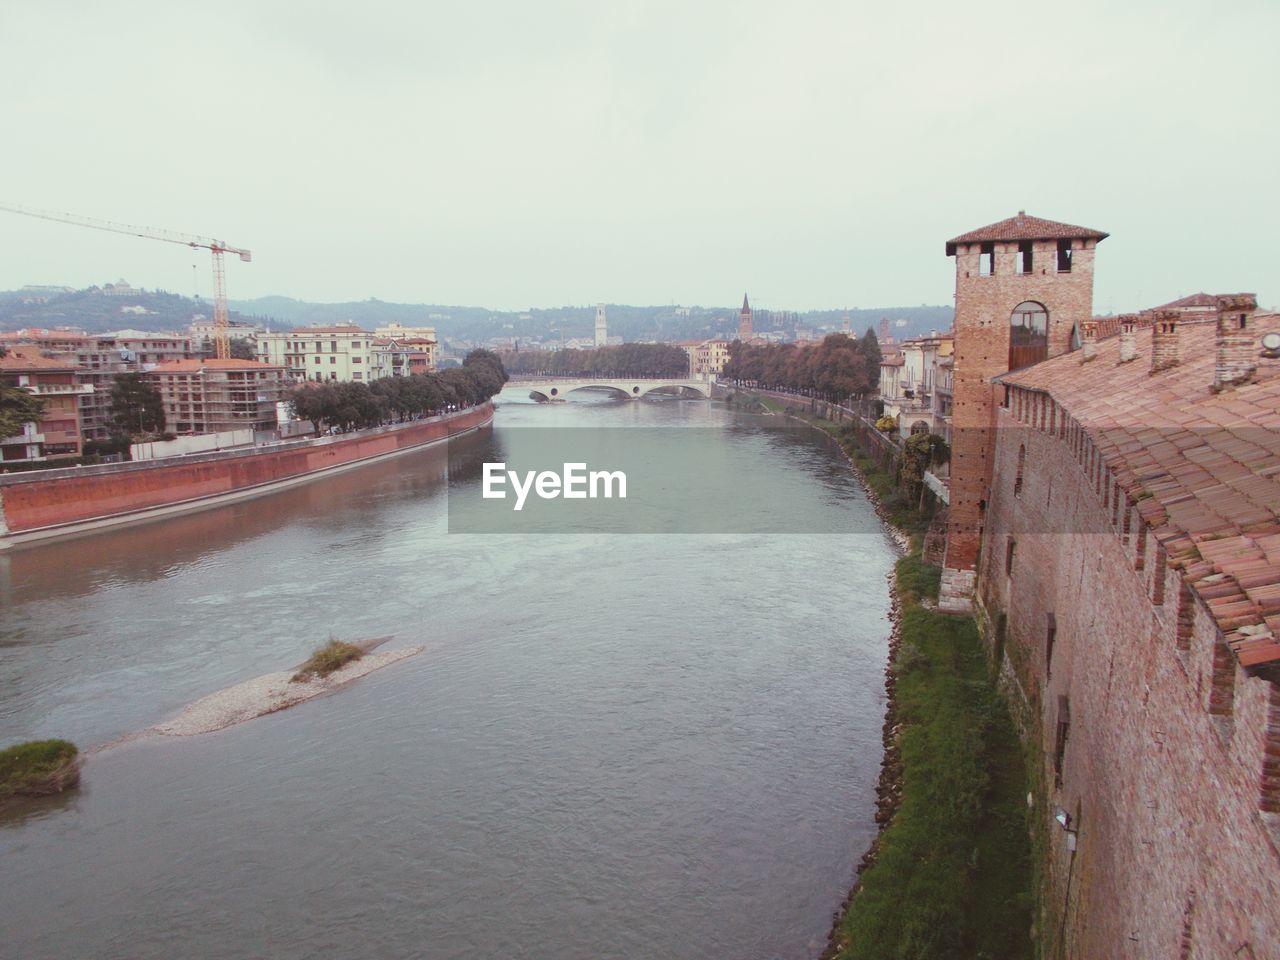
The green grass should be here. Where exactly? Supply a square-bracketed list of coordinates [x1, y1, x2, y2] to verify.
[292, 640, 364, 682]
[833, 554, 1033, 960]
[0, 739, 81, 801]
[895, 550, 943, 606]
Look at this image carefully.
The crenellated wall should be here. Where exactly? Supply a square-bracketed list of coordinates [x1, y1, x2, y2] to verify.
[977, 389, 1280, 959]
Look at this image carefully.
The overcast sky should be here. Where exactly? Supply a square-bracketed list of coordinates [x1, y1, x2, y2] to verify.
[0, 0, 1275, 314]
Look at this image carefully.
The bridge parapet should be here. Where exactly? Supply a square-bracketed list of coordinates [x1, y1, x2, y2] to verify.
[506, 378, 712, 401]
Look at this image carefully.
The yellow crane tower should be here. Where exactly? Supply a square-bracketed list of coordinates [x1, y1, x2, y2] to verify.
[0, 202, 252, 359]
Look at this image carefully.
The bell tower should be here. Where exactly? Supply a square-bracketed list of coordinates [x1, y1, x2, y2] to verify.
[738, 294, 753, 341]
[938, 212, 1108, 613]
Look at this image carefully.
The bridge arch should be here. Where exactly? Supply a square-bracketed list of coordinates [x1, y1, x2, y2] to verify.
[512, 378, 711, 402]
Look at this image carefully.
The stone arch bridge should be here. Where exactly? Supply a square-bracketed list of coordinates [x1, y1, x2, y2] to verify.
[508, 377, 712, 402]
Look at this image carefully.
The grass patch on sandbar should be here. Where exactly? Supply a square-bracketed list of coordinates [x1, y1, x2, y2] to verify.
[0, 739, 81, 802]
[292, 640, 364, 682]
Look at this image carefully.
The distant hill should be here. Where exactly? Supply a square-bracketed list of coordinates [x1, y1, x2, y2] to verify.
[227, 298, 955, 346]
[0, 284, 279, 335]
[0, 284, 953, 344]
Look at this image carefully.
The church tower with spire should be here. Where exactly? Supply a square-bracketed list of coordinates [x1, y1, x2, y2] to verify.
[738, 294, 753, 341]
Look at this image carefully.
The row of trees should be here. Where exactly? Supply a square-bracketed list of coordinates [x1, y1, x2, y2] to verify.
[722, 330, 882, 400]
[497, 343, 691, 378]
[288, 349, 508, 433]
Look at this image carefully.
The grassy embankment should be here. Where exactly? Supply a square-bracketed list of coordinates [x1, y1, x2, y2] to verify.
[744, 391, 1033, 958]
[831, 552, 1033, 959]
[292, 640, 364, 682]
[0, 739, 81, 804]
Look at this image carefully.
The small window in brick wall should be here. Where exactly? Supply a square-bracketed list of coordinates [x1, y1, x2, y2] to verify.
[1006, 538, 1017, 576]
[1046, 613, 1057, 678]
[1054, 695, 1071, 787]
[1018, 240, 1034, 274]
[1057, 240, 1073, 273]
[1014, 444, 1025, 498]
[980, 242, 995, 276]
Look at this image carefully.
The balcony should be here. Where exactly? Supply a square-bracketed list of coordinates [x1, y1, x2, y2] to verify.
[1, 431, 44, 445]
[24, 383, 95, 396]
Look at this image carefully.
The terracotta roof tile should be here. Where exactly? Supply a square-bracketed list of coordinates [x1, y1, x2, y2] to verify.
[0, 346, 81, 371]
[945, 211, 1109, 255]
[1003, 312, 1280, 670]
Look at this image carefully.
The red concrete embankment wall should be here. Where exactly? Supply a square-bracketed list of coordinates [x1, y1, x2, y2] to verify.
[1, 403, 491, 534]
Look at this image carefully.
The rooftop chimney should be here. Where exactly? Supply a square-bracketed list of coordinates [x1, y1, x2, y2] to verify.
[1081, 320, 1099, 362]
[1150, 310, 1180, 374]
[1213, 293, 1258, 391]
[1118, 314, 1139, 363]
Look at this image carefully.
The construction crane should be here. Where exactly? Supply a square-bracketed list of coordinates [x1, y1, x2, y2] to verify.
[0, 202, 251, 360]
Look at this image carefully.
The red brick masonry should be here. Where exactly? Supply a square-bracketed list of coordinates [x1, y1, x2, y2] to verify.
[0, 403, 492, 539]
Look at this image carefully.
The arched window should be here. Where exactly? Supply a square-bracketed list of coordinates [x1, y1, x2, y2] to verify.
[1010, 301, 1049, 370]
[910, 420, 930, 436]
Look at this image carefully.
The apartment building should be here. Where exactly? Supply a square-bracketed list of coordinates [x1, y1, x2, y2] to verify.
[147, 359, 288, 435]
[877, 331, 954, 440]
[259, 325, 438, 382]
[0, 347, 92, 463]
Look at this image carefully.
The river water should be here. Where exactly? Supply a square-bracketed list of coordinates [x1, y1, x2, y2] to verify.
[0, 388, 896, 960]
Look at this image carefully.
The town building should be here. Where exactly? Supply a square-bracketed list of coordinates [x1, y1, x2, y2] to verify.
[937, 210, 1280, 957]
[369, 337, 437, 378]
[257, 326, 376, 382]
[877, 331, 954, 441]
[374, 322, 438, 343]
[188, 318, 264, 347]
[679, 339, 731, 379]
[147, 359, 288, 435]
[738, 294, 753, 341]
[258, 325, 437, 383]
[0, 328, 199, 441]
[0, 347, 92, 463]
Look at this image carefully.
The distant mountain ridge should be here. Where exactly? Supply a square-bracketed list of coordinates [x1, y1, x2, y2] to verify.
[0, 285, 954, 344]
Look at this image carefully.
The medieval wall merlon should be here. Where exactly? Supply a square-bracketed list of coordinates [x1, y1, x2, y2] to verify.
[977, 394, 1280, 957]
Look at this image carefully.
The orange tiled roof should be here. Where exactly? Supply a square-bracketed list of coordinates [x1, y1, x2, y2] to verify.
[0, 329, 90, 342]
[946, 211, 1109, 256]
[0, 346, 81, 371]
[1152, 292, 1220, 311]
[1003, 314, 1280, 671]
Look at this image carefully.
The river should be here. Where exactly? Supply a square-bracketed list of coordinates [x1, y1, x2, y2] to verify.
[0, 387, 897, 960]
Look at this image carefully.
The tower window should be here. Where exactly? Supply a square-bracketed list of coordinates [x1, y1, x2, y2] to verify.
[1018, 241, 1034, 274]
[1057, 240, 1073, 273]
[980, 242, 995, 276]
[1010, 302, 1050, 370]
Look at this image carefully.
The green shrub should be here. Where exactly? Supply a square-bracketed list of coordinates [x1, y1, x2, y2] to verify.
[0, 739, 81, 801]
[292, 640, 364, 682]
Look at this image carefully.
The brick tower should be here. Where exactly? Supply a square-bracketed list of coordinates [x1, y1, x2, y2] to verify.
[738, 294, 753, 341]
[938, 211, 1108, 612]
